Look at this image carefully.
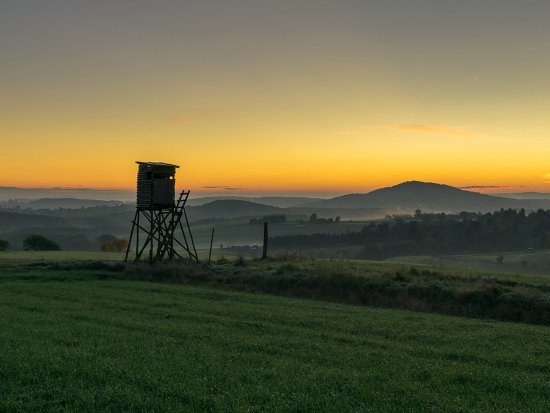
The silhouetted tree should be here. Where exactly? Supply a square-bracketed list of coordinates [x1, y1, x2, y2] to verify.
[23, 234, 61, 251]
[0, 239, 10, 251]
[309, 213, 318, 223]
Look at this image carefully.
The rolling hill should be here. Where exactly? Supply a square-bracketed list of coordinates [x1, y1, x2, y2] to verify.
[186, 200, 283, 220]
[301, 181, 550, 213]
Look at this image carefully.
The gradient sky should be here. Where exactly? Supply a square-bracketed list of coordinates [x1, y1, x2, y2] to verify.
[2, 0, 549, 196]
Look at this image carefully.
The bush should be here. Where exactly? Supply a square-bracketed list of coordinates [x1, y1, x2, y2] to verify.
[496, 254, 504, 264]
[234, 254, 248, 267]
[100, 238, 129, 253]
[271, 249, 302, 262]
[23, 235, 61, 251]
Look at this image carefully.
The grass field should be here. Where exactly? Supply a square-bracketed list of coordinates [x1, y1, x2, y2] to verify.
[0, 252, 550, 412]
[388, 250, 550, 276]
[1, 260, 550, 412]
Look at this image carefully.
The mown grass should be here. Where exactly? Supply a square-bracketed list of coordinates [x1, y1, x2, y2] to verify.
[1, 263, 550, 412]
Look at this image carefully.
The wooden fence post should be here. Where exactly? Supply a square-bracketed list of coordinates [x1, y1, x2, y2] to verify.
[262, 222, 268, 259]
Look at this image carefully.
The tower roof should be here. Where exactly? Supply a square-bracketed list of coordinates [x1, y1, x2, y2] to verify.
[136, 161, 180, 168]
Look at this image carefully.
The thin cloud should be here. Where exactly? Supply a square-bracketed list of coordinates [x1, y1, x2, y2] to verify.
[0, 186, 124, 192]
[460, 186, 526, 190]
[380, 124, 501, 140]
[203, 186, 246, 191]
[169, 116, 182, 122]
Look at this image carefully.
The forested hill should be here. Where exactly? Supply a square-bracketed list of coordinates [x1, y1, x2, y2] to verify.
[186, 200, 283, 220]
[303, 181, 550, 212]
[0, 211, 69, 233]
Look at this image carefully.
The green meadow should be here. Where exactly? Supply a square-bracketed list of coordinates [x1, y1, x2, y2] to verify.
[388, 250, 550, 276]
[1, 255, 550, 412]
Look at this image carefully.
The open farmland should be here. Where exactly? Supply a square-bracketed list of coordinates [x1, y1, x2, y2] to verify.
[1, 257, 550, 411]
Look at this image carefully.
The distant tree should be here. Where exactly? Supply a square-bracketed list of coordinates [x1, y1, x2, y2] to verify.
[309, 213, 318, 223]
[415, 209, 422, 218]
[335, 216, 341, 223]
[115, 238, 129, 253]
[100, 240, 115, 252]
[100, 238, 128, 253]
[23, 235, 61, 251]
[0, 239, 11, 251]
[496, 254, 504, 264]
[97, 234, 118, 246]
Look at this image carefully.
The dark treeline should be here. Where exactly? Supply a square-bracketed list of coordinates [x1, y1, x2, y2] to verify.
[0, 203, 134, 218]
[249, 215, 287, 225]
[270, 208, 550, 258]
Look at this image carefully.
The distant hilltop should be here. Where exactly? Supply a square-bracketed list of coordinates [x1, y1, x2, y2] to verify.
[3, 181, 550, 214]
[0, 198, 127, 209]
[0, 186, 135, 203]
[299, 181, 550, 213]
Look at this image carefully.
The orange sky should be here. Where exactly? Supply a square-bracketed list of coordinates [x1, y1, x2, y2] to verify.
[2, 1, 549, 196]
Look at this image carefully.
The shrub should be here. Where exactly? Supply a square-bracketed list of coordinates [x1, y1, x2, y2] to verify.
[271, 249, 302, 262]
[23, 234, 61, 251]
[496, 254, 504, 264]
[100, 238, 129, 253]
[234, 254, 248, 267]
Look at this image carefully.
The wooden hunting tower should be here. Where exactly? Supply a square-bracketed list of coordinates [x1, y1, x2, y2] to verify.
[125, 161, 199, 263]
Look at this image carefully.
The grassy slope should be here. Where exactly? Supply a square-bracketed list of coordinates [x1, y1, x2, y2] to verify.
[1, 263, 550, 412]
[388, 250, 550, 276]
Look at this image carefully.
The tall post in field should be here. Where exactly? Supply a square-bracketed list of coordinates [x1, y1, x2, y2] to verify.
[208, 228, 215, 264]
[262, 222, 268, 259]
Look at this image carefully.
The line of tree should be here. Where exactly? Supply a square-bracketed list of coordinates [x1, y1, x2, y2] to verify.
[269, 208, 550, 258]
[309, 213, 340, 224]
[249, 215, 287, 225]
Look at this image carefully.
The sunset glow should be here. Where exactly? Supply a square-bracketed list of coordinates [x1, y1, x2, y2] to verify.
[2, 1, 549, 196]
